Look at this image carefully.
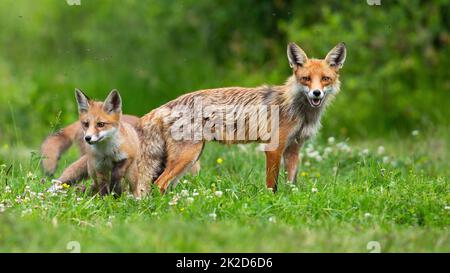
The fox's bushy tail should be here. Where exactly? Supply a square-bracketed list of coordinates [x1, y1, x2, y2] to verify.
[40, 122, 84, 176]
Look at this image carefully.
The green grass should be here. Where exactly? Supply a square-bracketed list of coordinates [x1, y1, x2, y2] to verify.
[0, 130, 449, 252]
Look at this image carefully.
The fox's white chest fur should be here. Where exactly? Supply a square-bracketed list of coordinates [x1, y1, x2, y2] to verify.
[90, 135, 127, 170]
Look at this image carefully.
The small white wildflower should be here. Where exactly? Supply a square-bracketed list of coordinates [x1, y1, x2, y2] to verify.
[311, 187, 318, 193]
[364, 213, 372, 218]
[76, 197, 83, 202]
[29, 191, 36, 197]
[214, 190, 223, 197]
[0, 204, 5, 213]
[186, 197, 194, 204]
[324, 147, 333, 154]
[307, 150, 319, 158]
[182, 179, 189, 184]
[411, 130, 420, 137]
[208, 212, 217, 220]
[15, 196, 23, 203]
[192, 192, 199, 196]
[328, 137, 335, 144]
[5, 186, 11, 193]
[168, 195, 180, 206]
[51, 217, 58, 227]
[361, 148, 370, 156]
[304, 161, 311, 167]
[444, 206, 450, 210]
[315, 155, 323, 162]
[268, 216, 277, 223]
[382, 156, 390, 164]
[291, 186, 299, 193]
[180, 189, 189, 197]
[377, 146, 385, 155]
[380, 168, 386, 176]
[24, 185, 31, 191]
[38, 192, 44, 198]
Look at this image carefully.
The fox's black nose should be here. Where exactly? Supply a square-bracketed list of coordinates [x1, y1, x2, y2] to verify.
[312, 90, 322, 97]
[84, 136, 91, 142]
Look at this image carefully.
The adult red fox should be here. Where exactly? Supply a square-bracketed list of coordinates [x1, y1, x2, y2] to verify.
[137, 42, 346, 193]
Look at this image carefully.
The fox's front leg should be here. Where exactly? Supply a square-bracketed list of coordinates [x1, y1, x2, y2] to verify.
[283, 139, 304, 183]
[126, 160, 144, 198]
[111, 159, 132, 197]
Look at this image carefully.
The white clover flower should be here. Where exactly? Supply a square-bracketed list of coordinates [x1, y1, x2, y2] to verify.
[76, 197, 83, 202]
[364, 213, 372, 218]
[181, 189, 189, 197]
[304, 161, 311, 167]
[186, 197, 194, 204]
[324, 147, 333, 154]
[192, 191, 199, 196]
[0, 204, 5, 213]
[5, 186, 11, 193]
[214, 190, 223, 197]
[168, 195, 180, 206]
[361, 148, 370, 156]
[411, 130, 420, 137]
[15, 196, 23, 203]
[311, 187, 318, 193]
[208, 212, 217, 220]
[268, 216, 276, 223]
[291, 186, 299, 193]
[38, 192, 44, 198]
[24, 185, 31, 191]
[377, 146, 385, 155]
[382, 156, 390, 164]
[29, 191, 36, 197]
[182, 179, 189, 184]
[315, 155, 323, 162]
[444, 206, 450, 210]
[328, 137, 335, 144]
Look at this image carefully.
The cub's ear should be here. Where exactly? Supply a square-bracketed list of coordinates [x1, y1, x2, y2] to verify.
[325, 42, 346, 69]
[103, 89, 122, 113]
[287, 42, 308, 69]
[75, 88, 90, 113]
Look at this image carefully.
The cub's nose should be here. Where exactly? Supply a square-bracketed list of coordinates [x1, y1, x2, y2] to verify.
[312, 90, 322, 97]
[84, 136, 92, 142]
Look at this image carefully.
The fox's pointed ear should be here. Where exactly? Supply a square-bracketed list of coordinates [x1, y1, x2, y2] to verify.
[325, 42, 346, 69]
[75, 88, 90, 113]
[287, 42, 308, 69]
[103, 89, 122, 114]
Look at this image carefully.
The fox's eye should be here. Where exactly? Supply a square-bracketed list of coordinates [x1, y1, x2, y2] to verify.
[97, 122, 105, 128]
[82, 122, 89, 128]
[322, 76, 331, 81]
[301, 76, 311, 82]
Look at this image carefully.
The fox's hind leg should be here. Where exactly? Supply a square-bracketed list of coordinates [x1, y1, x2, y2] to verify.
[154, 141, 204, 194]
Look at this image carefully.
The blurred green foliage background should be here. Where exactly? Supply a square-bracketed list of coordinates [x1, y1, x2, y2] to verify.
[0, 0, 449, 147]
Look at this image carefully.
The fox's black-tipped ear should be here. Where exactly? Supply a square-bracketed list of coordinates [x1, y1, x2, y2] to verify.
[103, 89, 122, 113]
[75, 88, 90, 113]
[325, 42, 346, 69]
[287, 42, 308, 69]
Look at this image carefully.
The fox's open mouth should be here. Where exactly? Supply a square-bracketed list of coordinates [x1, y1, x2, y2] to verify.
[308, 98, 323, 108]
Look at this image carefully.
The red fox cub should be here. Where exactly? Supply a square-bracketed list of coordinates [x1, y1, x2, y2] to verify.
[137, 42, 346, 193]
[40, 113, 140, 177]
[74, 89, 142, 197]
